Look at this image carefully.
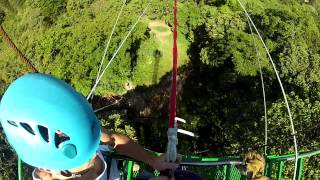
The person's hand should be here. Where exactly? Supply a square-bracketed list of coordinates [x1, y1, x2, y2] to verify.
[150, 154, 181, 171]
[36, 169, 53, 180]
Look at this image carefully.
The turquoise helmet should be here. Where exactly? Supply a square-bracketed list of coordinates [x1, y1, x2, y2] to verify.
[0, 73, 101, 170]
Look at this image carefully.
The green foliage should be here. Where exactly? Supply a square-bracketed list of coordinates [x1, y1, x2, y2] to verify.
[188, 2, 272, 76]
[267, 94, 320, 154]
[0, 10, 5, 24]
[0, 0, 16, 13]
[0, 128, 16, 178]
[266, 94, 320, 179]
[101, 114, 137, 141]
[0, 0, 155, 96]
[28, 0, 67, 22]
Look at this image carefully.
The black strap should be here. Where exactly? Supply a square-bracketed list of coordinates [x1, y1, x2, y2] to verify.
[106, 156, 113, 180]
[101, 150, 113, 180]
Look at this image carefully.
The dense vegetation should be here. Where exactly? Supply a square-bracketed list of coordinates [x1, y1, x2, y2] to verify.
[0, 0, 320, 179]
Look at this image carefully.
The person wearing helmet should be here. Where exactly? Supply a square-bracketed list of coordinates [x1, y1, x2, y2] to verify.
[33, 127, 178, 180]
[0, 73, 179, 180]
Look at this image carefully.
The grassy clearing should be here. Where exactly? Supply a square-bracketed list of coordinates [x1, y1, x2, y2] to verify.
[132, 20, 189, 86]
[153, 26, 170, 33]
[156, 31, 188, 76]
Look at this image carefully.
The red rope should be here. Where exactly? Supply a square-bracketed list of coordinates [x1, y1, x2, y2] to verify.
[169, 0, 178, 128]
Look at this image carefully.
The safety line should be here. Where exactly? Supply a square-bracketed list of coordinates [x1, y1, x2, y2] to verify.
[169, 0, 178, 128]
[165, 0, 179, 163]
[87, 1, 151, 100]
[246, 16, 268, 156]
[236, 0, 299, 179]
[89, 0, 127, 100]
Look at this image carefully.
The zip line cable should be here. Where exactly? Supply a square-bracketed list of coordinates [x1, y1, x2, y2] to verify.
[246, 17, 268, 156]
[0, 25, 38, 73]
[89, 0, 127, 100]
[236, 0, 299, 179]
[87, 1, 151, 100]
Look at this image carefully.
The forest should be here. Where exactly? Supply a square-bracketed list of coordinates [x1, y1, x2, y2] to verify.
[0, 0, 320, 179]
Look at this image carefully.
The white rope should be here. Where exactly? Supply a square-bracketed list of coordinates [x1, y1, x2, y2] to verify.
[89, 0, 127, 100]
[94, 100, 119, 113]
[175, 117, 186, 123]
[236, 0, 299, 179]
[87, 1, 151, 99]
[246, 16, 268, 156]
[177, 129, 198, 137]
[166, 128, 178, 162]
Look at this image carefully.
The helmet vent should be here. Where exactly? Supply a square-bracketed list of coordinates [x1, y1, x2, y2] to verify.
[7, 120, 18, 127]
[38, 125, 49, 143]
[20, 122, 35, 135]
[54, 131, 70, 148]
